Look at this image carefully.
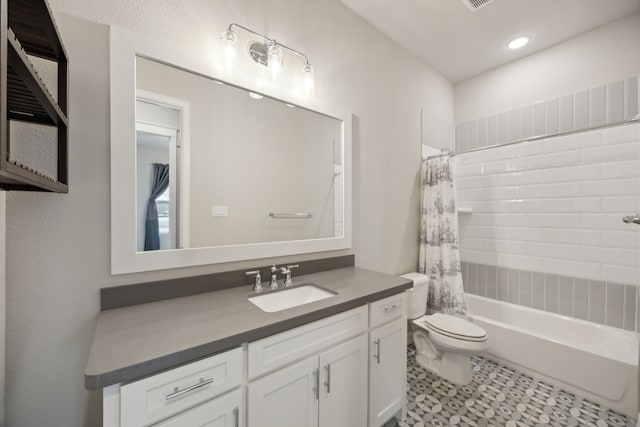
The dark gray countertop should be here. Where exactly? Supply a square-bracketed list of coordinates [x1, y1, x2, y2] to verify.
[85, 267, 412, 390]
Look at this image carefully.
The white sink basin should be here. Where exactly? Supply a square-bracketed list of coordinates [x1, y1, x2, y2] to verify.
[248, 284, 336, 313]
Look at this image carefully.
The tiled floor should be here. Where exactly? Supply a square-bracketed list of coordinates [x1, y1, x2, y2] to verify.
[394, 343, 636, 427]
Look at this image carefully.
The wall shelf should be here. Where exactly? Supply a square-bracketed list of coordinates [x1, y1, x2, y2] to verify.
[1, 0, 69, 192]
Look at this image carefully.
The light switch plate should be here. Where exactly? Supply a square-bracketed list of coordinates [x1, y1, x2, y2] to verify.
[212, 206, 228, 217]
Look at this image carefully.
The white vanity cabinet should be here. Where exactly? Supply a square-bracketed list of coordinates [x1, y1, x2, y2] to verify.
[368, 294, 408, 427]
[248, 356, 319, 427]
[247, 334, 368, 427]
[153, 389, 241, 427]
[318, 334, 369, 427]
[247, 307, 369, 427]
[101, 294, 409, 427]
[103, 347, 243, 427]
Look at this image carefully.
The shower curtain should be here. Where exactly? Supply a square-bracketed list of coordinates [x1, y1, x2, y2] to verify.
[419, 155, 466, 314]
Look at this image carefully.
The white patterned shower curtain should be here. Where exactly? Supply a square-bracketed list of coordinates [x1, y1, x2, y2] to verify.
[419, 155, 466, 314]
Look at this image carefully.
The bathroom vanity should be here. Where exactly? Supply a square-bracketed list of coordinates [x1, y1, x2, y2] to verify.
[91, 23, 409, 427]
[86, 265, 411, 427]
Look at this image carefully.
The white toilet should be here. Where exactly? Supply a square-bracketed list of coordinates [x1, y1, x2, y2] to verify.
[401, 272, 488, 385]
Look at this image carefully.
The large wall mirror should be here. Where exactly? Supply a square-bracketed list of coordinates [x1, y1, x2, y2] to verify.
[110, 28, 352, 274]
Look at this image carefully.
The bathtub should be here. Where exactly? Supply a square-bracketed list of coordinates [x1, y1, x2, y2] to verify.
[465, 294, 639, 419]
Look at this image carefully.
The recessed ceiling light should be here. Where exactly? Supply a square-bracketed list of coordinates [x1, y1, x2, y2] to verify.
[248, 92, 264, 100]
[507, 36, 529, 50]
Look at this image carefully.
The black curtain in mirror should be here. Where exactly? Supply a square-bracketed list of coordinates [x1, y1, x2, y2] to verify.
[144, 163, 170, 251]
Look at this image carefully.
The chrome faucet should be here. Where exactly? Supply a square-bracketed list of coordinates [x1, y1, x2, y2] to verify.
[245, 270, 262, 292]
[269, 265, 280, 289]
[279, 264, 299, 287]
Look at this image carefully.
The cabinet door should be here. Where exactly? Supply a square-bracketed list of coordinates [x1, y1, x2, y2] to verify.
[369, 317, 407, 427]
[318, 334, 368, 427]
[248, 356, 319, 427]
[154, 388, 241, 427]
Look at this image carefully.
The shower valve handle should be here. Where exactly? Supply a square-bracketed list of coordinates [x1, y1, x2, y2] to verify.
[622, 214, 640, 225]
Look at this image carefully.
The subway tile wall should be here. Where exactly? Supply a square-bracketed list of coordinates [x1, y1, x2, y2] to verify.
[453, 76, 640, 331]
[455, 123, 640, 286]
[455, 75, 640, 152]
[461, 262, 639, 332]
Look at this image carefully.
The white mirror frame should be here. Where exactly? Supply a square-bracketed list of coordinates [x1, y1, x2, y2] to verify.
[110, 26, 352, 274]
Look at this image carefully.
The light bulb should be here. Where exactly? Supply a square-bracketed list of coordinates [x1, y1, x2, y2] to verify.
[268, 43, 283, 79]
[220, 29, 238, 66]
[507, 36, 529, 50]
[302, 63, 314, 96]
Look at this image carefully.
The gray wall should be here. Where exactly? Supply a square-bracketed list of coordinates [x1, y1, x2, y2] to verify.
[4, 1, 454, 425]
[0, 192, 5, 424]
[6, 17, 108, 427]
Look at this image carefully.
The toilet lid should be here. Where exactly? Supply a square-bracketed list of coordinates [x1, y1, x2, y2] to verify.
[422, 313, 487, 341]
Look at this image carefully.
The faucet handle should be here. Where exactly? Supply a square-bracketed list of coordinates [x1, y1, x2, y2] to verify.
[246, 270, 263, 292]
[283, 264, 299, 287]
[269, 265, 279, 289]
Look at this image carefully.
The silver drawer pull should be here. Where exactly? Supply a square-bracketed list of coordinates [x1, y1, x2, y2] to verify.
[384, 304, 401, 313]
[233, 406, 239, 427]
[374, 339, 381, 364]
[324, 364, 331, 394]
[165, 377, 213, 401]
[313, 368, 319, 400]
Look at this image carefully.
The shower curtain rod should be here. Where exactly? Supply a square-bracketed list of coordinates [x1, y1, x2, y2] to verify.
[423, 114, 640, 160]
[424, 148, 454, 160]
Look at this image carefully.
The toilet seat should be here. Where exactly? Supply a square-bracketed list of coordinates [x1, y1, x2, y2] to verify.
[413, 313, 487, 342]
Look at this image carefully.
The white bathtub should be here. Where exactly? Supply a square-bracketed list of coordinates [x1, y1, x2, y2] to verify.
[465, 294, 639, 418]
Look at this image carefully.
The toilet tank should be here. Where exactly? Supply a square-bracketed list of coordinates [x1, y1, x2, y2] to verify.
[400, 273, 429, 319]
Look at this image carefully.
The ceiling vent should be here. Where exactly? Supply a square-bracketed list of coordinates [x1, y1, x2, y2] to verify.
[461, 0, 495, 12]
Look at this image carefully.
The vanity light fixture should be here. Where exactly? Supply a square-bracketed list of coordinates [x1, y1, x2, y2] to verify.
[507, 36, 529, 50]
[220, 28, 238, 64]
[267, 42, 283, 79]
[302, 63, 314, 94]
[220, 23, 314, 93]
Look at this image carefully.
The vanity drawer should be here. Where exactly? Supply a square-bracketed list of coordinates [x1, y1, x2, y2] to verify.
[120, 347, 242, 427]
[248, 306, 368, 379]
[369, 292, 407, 328]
